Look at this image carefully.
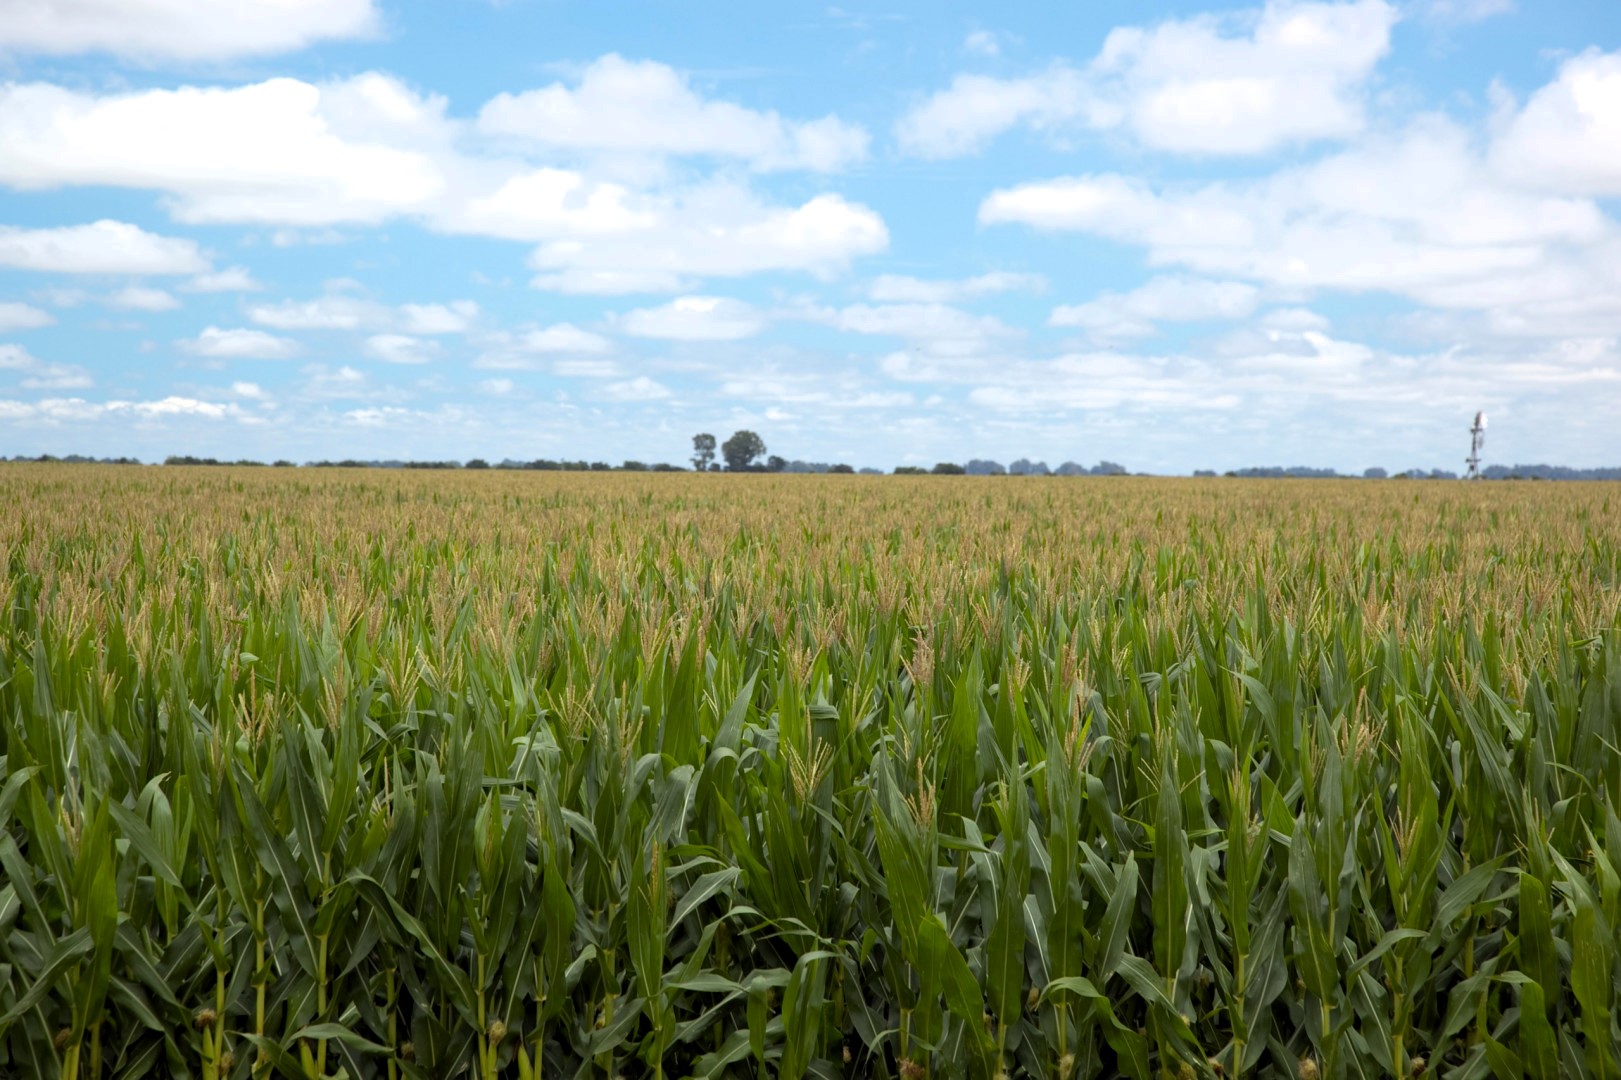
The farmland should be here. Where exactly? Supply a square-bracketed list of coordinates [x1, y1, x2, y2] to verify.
[2, 465, 1620, 1079]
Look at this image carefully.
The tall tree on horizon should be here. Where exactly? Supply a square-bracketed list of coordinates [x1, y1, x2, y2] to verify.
[691, 433, 716, 472]
[722, 430, 766, 471]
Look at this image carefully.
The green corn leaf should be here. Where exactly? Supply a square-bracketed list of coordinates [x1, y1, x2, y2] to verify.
[0, 926, 93, 1027]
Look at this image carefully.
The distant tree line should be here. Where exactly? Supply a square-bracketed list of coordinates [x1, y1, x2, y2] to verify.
[1205, 466, 1453, 479]
[163, 455, 295, 467]
[957, 459, 1129, 476]
[1481, 464, 1621, 481]
[1198, 464, 1621, 481]
[0, 453, 144, 465]
[8, 449, 1619, 481]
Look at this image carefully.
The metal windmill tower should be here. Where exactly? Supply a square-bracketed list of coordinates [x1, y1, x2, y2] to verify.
[1465, 411, 1486, 480]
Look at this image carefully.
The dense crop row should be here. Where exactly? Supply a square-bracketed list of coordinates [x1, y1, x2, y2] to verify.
[2, 466, 1620, 1079]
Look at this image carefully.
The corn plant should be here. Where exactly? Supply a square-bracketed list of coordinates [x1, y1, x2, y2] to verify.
[1, 464, 1619, 1077]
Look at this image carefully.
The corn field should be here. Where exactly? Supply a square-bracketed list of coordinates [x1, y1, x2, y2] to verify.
[2, 465, 1620, 1080]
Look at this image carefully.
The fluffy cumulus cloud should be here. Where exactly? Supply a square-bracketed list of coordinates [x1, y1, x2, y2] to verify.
[449, 169, 658, 244]
[1491, 49, 1621, 197]
[0, 220, 209, 274]
[247, 289, 480, 336]
[478, 55, 869, 172]
[618, 296, 766, 341]
[600, 376, 673, 401]
[1051, 276, 1259, 339]
[0, 302, 55, 331]
[523, 189, 888, 294]
[472, 324, 615, 370]
[107, 286, 180, 312]
[981, 117, 1621, 335]
[0, 0, 379, 61]
[866, 272, 1045, 303]
[0, 395, 247, 424]
[815, 302, 1020, 356]
[0, 76, 451, 226]
[897, 0, 1396, 157]
[185, 268, 261, 293]
[399, 301, 478, 335]
[0, 342, 93, 389]
[1091, 0, 1396, 154]
[518, 325, 613, 353]
[181, 327, 301, 360]
[896, 66, 1102, 159]
[963, 30, 1002, 57]
[109, 396, 242, 419]
[0, 70, 890, 297]
[362, 334, 439, 364]
[249, 291, 388, 331]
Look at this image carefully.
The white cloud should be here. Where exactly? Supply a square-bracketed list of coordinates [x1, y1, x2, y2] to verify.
[0, 394, 249, 423]
[478, 54, 868, 172]
[248, 289, 480, 338]
[619, 296, 765, 341]
[0, 302, 55, 330]
[0, 0, 379, 61]
[897, 67, 1101, 159]
[600, 376, 672, 400]
[553, 359, 621, 378]
[1093, 0, 1396, 154]
[525, 188, 888, 292]
[897, 0, 1396, 157]
[1259, 306, 1330, 332]
[517, 324, 613, 353]
[452, 169, 657, 242]
[231, 381, 267, 399]
[23, 369, 93, 390]
[815, 302, 1020, 356]
[30, 397, 104, 421]
[961, 354, 1244, 414]
[363, 333, 439, 364]
[528, 269, 693, 295]
[473, 324, 614, 369]
[478, 378, 515, 395]
[344, 406, 415, 427]
[182, 326, 301, 360]
[0, 76, 449, 226]
[716, 364, 916, 409]
[112, 396, 238, 419]
[248, 292, 389, 331]
[547, 356, 615, 377]
[184, 267, 261, 293]
[1491, 49, 1621, 197]
[1051, 276, 1259, 339]
[0, 72, 888, 292]
[964, 30, 1001, 57]
[0, 345, 43, 369]
[32, 287, 88, 308]
[980, 117, 1619, 331]
[860, 311, 1621, 467]
[866, 271, 1045, 303]
[108, 286, 180, 312]
[399, 300, 478, 334]
[301, 364, 371, 399]
[0, 343, 93, 389]
[0, 220, 209, 275]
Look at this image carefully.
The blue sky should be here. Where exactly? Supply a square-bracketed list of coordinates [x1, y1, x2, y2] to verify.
[1, 0, 1618, 472]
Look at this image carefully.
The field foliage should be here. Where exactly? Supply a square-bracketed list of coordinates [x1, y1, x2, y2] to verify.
[2, 466, 1620, 1079]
